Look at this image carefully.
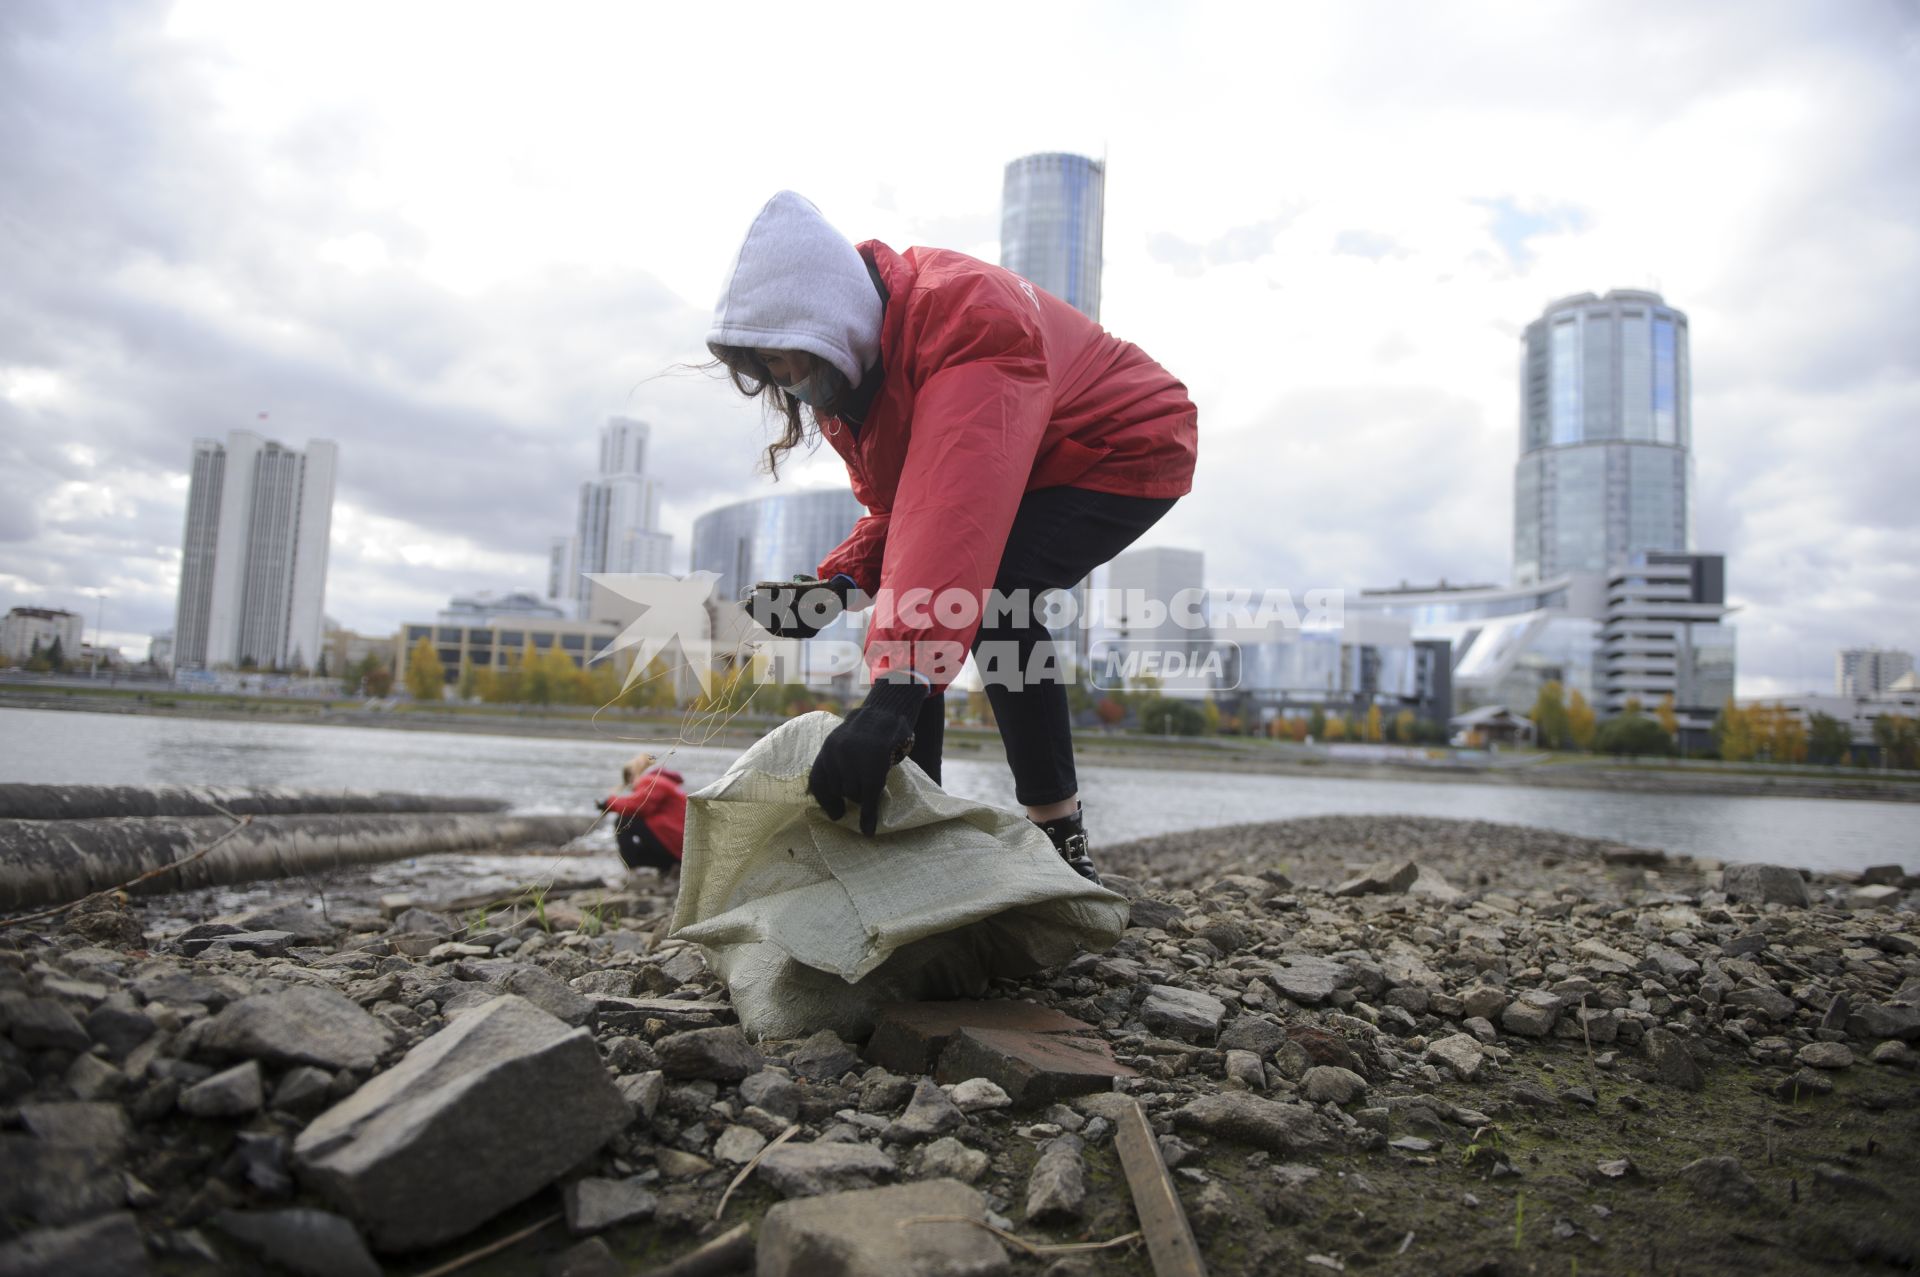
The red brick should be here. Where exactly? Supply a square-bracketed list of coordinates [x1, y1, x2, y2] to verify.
[863, 1001, 1093, 1075]
[933, 1027, 1137, 1106]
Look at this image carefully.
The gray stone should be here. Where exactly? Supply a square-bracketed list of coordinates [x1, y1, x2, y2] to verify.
[3, 997, 90, 1052]
[948, 1078, 1012, 1113]
[1216, 1016, 1288, 1058]
[562, 1177, 658, 1235]
[83, 1005, 156, 1061]
[715, 1125, 769, 1165]
[791, 1029, 863, 1081]
[740, 1069, 799, 1120]
[1263, 956, 1352, 1006]
[1848, 1001, 1920, 1042]
[0, 1135, 125, 1229]
[292, 995, 629, 1253]
[1500, 990, 1563, 1038]
[655, 1025, 763, 1081]
[1302, 1065, 1369, 1105]
[180, 1060, 265, 1118]
[201, 986, 393, 1072]
[1796, 1041, 1853, 1070]
[270, 1066, 335, 1119]
[183, 929, 295, 957]
[0, 1211, 150, 1276]
[1139, 984, 1227, 1044]
[1774, 1067, 1834, 1100]
[1025, 1136, 1087, 1222]
[758, 1179, 1007, 1277]
[1679, 1155, 1760, 1207]
[1459, 985, 1509, 1021]
[64, 1052, 125, 1101]
[1225, 1049, 1266, 1089]
[211, 1208, 380, 1277]
[918, 1136, 988, 1184]
[236, 905, 340, 944]
[655, 1149, 714, 1179]
[1727, 986, 1798, 1022]
[1721, 863, 1810, 908]
[756, 1141, 898, 1198]
[494, 966, 593, 1027]
[1126, 898, 1187, 931]
[1172, 1092, 1333, 1153]
[547, 1238, 621, 1277]
[1642, 1028, 1704, 1091]
[1332, 860, 1419, 897]
[616, 1070, 665, 1120]
[17, 1100, 131, 1154]
[888, 1077, 965, 1142]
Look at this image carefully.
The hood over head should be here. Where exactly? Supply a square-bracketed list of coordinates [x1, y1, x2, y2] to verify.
[708, 191, 882, 388]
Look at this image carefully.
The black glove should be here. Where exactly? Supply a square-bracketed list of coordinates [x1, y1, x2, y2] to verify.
[808, 676, 927, 835]
[747, 575, 859, 639]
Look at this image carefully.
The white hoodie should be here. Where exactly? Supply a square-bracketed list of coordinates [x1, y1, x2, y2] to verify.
[707, 191, 883, 388]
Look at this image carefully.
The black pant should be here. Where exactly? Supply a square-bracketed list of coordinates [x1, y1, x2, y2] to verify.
[615, 820, 679, 874]
[905, 486, 1176, 806]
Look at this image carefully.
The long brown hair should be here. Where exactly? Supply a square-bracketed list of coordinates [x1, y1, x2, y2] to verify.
[707, 346, 854, 477]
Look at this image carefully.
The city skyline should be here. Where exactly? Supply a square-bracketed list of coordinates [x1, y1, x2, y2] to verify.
[2, 3, 1915, 696]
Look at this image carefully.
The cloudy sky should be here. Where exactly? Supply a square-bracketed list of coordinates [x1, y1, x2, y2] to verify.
[2, 0, 1915, 695]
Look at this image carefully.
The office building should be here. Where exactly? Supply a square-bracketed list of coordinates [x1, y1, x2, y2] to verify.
[690, 488, 864, 684]
[439, 591, 567, 624]
[173, 430, 336, 671]
[1599, 553, 1735, 736]
[1, 607, 84, 662]
[396, 616, 622, 688]
[557, 418, 672, 616]
[1837, 647, 1914, 699]
[1001, 152, 1105, 321]
[1514, 290, 1691, 584]
[1352, 575, 1607, 713]
[691, 489, 865, 612]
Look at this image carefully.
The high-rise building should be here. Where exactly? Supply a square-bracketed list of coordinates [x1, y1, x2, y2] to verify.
[560, 417, 672, 616]
[1837, 647, 1914, 698]
[1599, 553, 1735, 732]
[1514, 289, 1691, 584]
[691, 488, 864, 609]
[172, 430, 336, 671]
[1000, 152, 1105, 321]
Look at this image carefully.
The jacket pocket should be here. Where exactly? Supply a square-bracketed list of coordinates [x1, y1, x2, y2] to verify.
[1027, 436, 1112, 490]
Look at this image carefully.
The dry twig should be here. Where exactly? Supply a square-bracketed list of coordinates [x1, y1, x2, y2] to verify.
[716, 1122, 799, 1219]
[0, 812, 255, 930]
[898, 1215, 1142, 1259]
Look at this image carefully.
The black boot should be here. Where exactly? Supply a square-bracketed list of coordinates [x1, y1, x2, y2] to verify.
[1034, 807, 1101, 886]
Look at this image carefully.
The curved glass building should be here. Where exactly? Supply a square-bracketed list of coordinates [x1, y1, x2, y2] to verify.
[1000, 152, 1105, 321]
[1514, 290, 1691, 584]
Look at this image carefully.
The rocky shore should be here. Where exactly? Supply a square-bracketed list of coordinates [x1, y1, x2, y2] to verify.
[1, 814, 1916, 1275]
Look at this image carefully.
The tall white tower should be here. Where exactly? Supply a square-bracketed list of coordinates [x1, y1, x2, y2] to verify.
[174, 430, 336, 671]
[564, 417, 672, 616]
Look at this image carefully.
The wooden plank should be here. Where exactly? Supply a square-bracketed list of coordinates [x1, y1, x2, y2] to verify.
[1113, 1097, 1208, 1277]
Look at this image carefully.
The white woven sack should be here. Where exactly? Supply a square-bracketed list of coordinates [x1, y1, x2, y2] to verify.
[669, 712, 1128, 1041]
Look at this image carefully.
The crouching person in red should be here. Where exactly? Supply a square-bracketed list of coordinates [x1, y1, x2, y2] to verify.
[602, 754, 687, 875]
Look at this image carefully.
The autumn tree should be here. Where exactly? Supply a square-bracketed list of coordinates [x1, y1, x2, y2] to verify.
[1363, 704, 1384, 743]
[1393, 709, 1417, 743]
[1530, 680, 1569, 750]
[1806, 712, 1852, 766]
[1567, 690, 1597, 751]
[404, 638, 445, 701]
[1655, 694, 1679, 739]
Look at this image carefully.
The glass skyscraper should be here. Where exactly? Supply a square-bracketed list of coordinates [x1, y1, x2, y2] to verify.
[1000, 152, 1105, 321]
[1514, 290, 1691, 584]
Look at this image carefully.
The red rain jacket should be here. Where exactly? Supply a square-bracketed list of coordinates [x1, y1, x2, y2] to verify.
[816, 242, 1197, 690]
[603, 768, 687, 859]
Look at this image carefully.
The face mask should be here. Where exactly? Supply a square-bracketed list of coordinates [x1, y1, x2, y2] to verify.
[784, 373, 822, 406]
